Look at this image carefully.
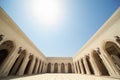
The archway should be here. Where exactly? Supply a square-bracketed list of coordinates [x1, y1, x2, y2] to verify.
[54, 63, 58, 73]
[68, 63, 72, 73]
[9, 50, 26, 75]
[47, 63, 51, 73]
[24, 55, 33, 74]
[0, 49, 8, 66]
[33, 58, 38, 74]
[0, 40, 15, 66]
[92, 50, 109, 75]
[81, 59, 86, 74]
[105, 41, 120, 70]
[86, 56, 94, 74]
[61, 63, 65, 73]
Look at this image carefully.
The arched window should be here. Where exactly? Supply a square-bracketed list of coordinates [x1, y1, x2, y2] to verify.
[54, 63, 58, 73]
[0, 40, 15, 66]
[47, 63, 51, 73]
[61, 63, 65, 73]
[105, 41, 120, 71]
[68, 63, 72, 73]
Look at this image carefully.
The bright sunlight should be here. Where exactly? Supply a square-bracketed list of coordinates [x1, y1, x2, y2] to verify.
[30, 0, 64, 28]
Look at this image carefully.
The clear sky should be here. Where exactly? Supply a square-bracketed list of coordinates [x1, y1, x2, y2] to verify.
[0, 0, 120, 57]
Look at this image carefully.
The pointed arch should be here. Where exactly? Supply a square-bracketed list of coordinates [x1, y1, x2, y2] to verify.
[54, 63, 58, 73]
[68, 63, 72, 73]
[92, 50, 109, 75]
[105, 41, 120, 71]
[47, 63, 51, 73]
[61, 63, 65, 73]
[0, 40, 15, 66]
[9, 50, 27, 75]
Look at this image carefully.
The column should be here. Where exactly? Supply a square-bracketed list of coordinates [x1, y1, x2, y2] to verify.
[38, 61, 42, 73]
[72, 63, 75, 73]
[90, 54, 102, 75]
[100, 48, 120, 76]
[34, 59, 40, 74]
[0, 48, 18, 77]
[58, 63, 61, 73]
[27, 56, 35, 75]
[51, 63, 54, 73]
[16, 53, 29, 76]
[83, 56, 91, 74]
[79, 59, 84, 74]
[73, 62, 77, 73]
[65, 63, 68, 73]
[76, 61, 80, 74]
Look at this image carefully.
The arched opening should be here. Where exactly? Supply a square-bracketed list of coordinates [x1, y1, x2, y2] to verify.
[33, 58, 38, 74]
[54, 63, 58, 73]
[0, 49, 8, 66]
[47, 63, 51, 73]
[105, 41, 120, 71]
[81, 59, 86, 74]
[61, 63, 65, 73]
[86, 56, 94, 74]
[24, 55, 33, 74]
[77, 61, 81, 73]
[92, 50, 109, 75]
[9, 50, 26, 75]
[68, 63, 72, 73]
[0, 40, 15, 66]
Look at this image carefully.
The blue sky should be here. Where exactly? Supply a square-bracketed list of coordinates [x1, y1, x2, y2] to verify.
[0, 0, 120, 57]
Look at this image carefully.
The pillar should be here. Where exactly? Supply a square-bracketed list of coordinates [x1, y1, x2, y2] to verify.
[51, 63, 54, 73]
[16, 53, 29, 76]
[27, 56, 35, 75]
[90, 55, 102, 75]
[34, 59, 40, 74]
[58, 63, 61, 73]
[83, 56, 91, 74]
[65, 63, 68, 73]
[76, 61, 80, 74]
[100, 48, 120, 76]
[0, 48, 18, 77]
[73, 62, 77, 73]
[79, 59, 84, 74]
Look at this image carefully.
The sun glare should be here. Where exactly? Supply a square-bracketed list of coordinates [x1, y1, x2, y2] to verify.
[30, 0, 63, 28]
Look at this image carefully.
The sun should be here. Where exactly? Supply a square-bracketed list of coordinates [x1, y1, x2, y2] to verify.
[30, 0, 63, 27]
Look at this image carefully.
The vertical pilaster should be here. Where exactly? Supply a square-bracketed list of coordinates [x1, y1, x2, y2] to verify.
[16, 53, 29, 76]
[83, 56, 91, 74]
[79, 59, 84, 74]
[28, 56, 35, 74]
[0, 48, 18, 77]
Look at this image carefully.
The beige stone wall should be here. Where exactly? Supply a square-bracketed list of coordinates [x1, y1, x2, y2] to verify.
[73, 7, 120, 78]
[47, 57, 74, 73]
